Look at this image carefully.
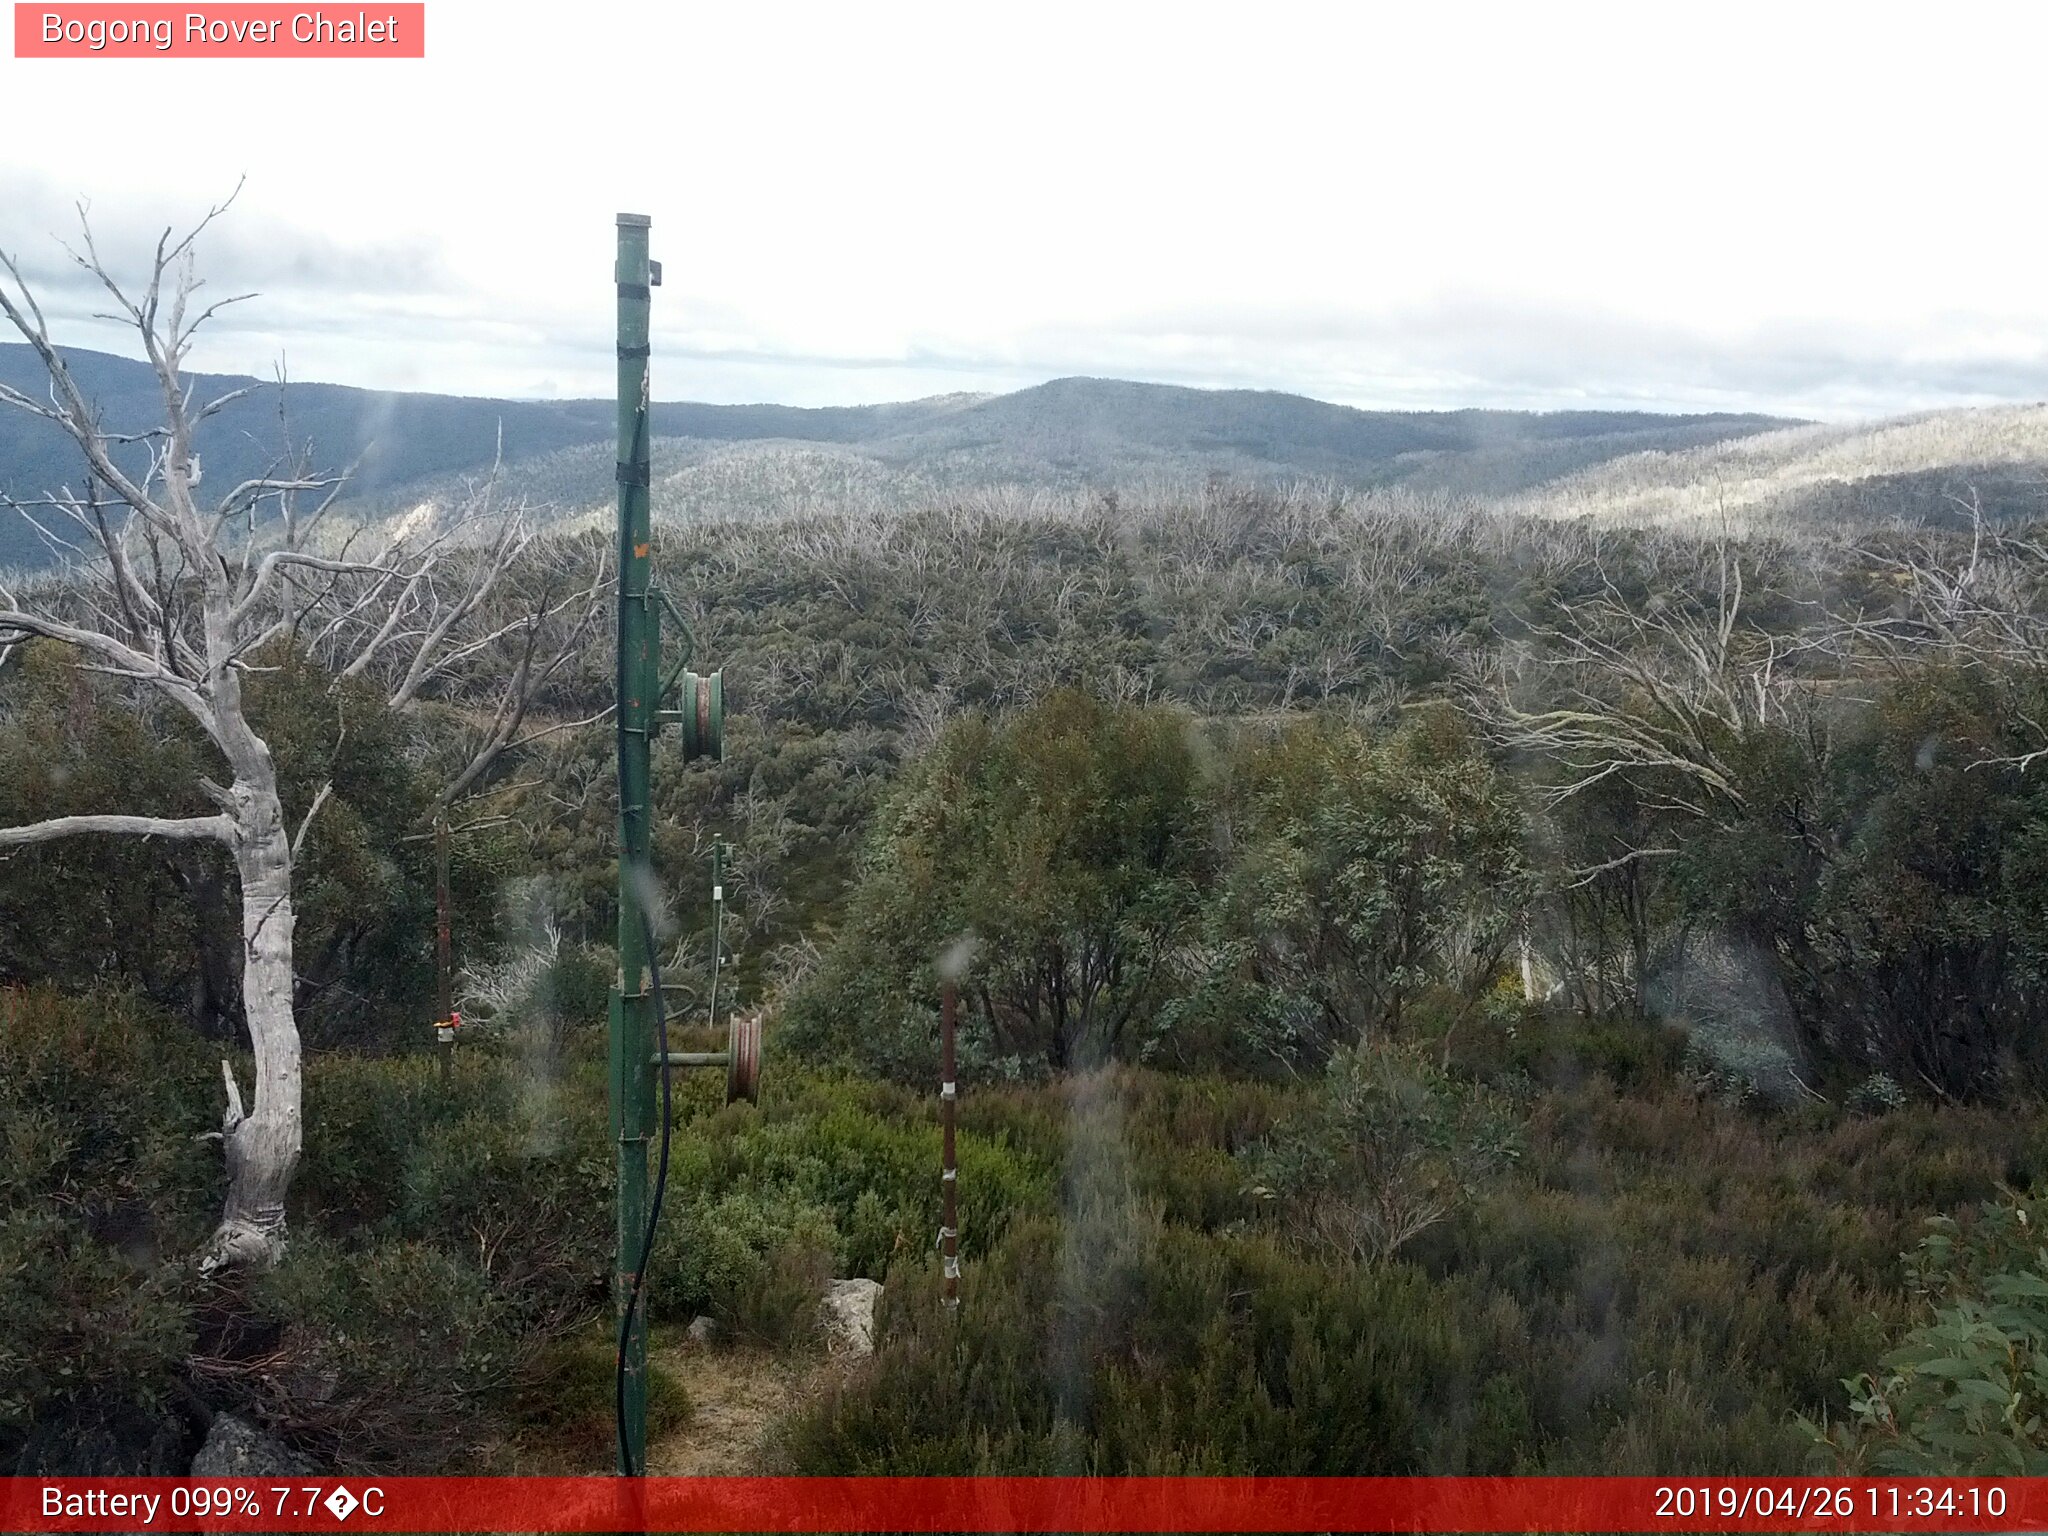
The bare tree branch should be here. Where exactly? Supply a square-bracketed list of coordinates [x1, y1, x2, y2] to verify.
[0, 812, 233, 847]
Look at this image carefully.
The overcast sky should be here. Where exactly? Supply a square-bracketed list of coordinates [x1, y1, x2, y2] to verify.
[5, 2, 2047, 420]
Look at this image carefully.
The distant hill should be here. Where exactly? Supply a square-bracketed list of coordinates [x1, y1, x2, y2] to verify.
[849, 377, 1792, 494]
[0, 344, 1796, 569]
[0, 345, 997, 567]
[1509, 404, 2048, 532]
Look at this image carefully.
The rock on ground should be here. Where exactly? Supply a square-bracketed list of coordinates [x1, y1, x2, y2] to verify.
[820, 1278, 882, 1356]
[189, 1413, 316, 1476]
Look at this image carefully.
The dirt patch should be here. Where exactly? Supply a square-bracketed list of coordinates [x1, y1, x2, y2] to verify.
[645, 1343, 816, 1475]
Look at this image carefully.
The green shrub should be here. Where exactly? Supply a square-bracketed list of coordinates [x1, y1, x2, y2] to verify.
[781, 1060, 2014, 1477]
[228, 1235, 524, 1470]
[1245, 1041, 1521, 1263]
[292, 1049, 612, 1335]
[659, 1069, 1057, 1296]
[783, 691, 1214, 1079]
[1198, 709, 1529, 1051]
[778, 1215, 1496, 1475]
[0, 988, 218, 1469]
[0, 985, 221, 1242]
[1809, 1189, 2048, 1473]
[511, 1331, 691, 1469]
[545, 943, 615, 1031]
[653, 1189, 840, 1345]
[0, 1211, 194, 1437]
[1846, 1072, 1909, 1116]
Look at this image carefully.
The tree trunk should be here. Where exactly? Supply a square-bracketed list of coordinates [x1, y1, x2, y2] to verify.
[201, 783, 302, 1273]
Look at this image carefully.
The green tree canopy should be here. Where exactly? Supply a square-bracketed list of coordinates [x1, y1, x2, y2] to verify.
[784, 689, 1213, 1078]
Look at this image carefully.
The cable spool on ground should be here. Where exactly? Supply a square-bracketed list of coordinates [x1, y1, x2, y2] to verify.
[727, 1009, 762, 1104]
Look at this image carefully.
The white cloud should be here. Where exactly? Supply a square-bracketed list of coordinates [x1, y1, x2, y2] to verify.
[4, 0, 2045, 418]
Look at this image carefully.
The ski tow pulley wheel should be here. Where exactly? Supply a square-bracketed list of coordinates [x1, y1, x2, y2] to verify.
[678, 669, 724, 762]
[726, 1009, 762, 1104]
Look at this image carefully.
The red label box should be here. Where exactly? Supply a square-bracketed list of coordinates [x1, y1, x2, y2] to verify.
[3, 1477, 2046, 1534]
[14, 3, 425, 56]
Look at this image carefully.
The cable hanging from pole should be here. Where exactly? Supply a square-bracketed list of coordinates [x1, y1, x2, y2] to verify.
[615, 879, 673, 1479]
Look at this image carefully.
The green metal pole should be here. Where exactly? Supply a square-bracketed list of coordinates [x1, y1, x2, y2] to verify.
[610, 210, 657, 1478]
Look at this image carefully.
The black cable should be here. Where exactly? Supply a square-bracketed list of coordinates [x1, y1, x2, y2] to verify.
[614, 885, 674, 1478]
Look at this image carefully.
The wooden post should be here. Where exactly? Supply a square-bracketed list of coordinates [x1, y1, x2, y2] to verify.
[435, 810, 453, 1084]
[940, 979, 959, 1314]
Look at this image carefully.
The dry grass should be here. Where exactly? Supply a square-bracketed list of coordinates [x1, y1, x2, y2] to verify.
[643, 1341, 826, 1475]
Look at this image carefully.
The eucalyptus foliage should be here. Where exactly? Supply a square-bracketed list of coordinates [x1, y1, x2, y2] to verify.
[1811, 1190, 2048, 1473]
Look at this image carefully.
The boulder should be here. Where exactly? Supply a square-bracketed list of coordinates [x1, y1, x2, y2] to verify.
[820, 1278, 882, 1356]
[189, 1413, 315, 1477]
[686, 1314, 719, 1344]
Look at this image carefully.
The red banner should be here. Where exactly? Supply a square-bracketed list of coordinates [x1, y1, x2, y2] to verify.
[2, 1477, 2045, 1533]
[13, 4, 424, 57]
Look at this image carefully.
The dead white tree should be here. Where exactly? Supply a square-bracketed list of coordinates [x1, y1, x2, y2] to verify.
[1488, 548, 1808, 824]
[1474, 545, 1814, 1017]
[0, 197, 537, 1271]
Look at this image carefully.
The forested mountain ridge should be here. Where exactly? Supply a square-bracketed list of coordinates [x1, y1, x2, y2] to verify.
[0, 344, 984, 567]
[0, 343, 1789, 568]
[1512, 401, 2048, 530]
[15, 343, 2048, 571]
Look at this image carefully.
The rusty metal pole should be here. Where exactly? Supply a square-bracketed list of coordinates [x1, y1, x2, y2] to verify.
[435, 810, 452, 1084]
[940, 979, 959, 1313]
